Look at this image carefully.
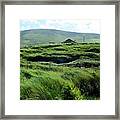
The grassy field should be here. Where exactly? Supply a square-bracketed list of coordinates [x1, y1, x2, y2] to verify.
[20, 42, 100, 100]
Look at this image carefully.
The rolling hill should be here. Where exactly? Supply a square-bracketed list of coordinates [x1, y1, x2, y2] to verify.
[20, 29, 100, 47]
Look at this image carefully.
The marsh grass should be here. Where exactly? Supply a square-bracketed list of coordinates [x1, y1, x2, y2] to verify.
[20, 43, 100, 100]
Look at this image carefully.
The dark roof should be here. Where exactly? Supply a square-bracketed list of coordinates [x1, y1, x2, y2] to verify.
[62, 38, 76, 43]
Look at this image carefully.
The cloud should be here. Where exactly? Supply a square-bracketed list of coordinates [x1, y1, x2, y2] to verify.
[20, 19, 100, 33]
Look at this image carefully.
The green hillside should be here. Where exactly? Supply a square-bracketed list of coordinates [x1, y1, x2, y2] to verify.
[20, 29, 100, 47]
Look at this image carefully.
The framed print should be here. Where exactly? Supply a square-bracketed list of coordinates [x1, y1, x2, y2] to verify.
[0, 0, 119, 119]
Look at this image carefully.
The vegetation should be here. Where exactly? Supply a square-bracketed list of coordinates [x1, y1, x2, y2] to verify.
[20, 29, 100, 47]
[20, 41, 100, 100]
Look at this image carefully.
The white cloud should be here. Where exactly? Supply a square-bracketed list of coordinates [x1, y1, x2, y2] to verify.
[20, 19, 100, 33]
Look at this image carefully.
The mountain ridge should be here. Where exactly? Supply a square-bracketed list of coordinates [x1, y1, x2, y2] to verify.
[20, 29, 100, 47]
[21, 28, 100, 35]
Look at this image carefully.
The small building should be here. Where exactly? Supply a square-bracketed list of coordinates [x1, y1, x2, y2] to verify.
[62, 38, 76, 44]
[49, 41, 55, 44]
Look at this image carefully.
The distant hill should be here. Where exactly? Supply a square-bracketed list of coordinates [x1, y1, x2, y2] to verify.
[20, 29, 100, 47]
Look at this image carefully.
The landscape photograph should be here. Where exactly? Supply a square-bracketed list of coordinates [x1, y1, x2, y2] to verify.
[20, 19, 100, 100]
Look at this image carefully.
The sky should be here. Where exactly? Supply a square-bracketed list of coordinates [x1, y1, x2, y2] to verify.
[20, 19, 100, 34]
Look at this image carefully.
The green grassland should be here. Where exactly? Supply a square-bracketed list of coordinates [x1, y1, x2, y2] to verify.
[20, 42, 100, 100]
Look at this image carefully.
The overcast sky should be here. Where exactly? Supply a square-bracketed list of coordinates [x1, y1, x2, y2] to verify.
[20, 19, 100, 34]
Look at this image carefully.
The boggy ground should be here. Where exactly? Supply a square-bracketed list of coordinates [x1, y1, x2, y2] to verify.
[20, 42, 100, 100]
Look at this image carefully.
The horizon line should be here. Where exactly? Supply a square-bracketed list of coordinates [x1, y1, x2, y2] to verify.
[20, 28, 100, 34]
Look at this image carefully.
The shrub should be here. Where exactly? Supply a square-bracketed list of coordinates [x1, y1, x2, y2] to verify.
[61, 69, 100, 99]
[61, 81, 83, 100]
